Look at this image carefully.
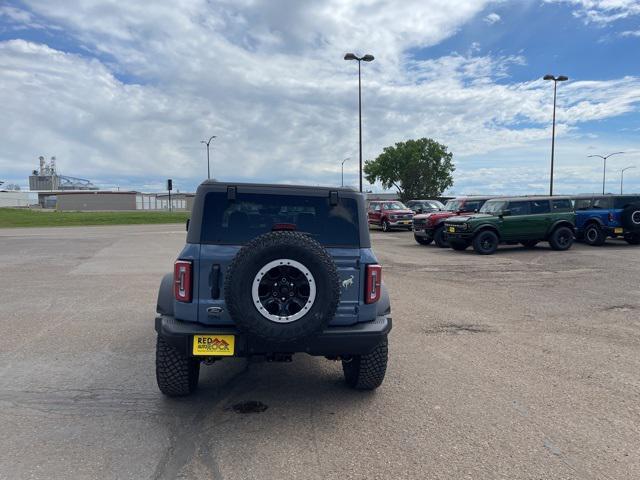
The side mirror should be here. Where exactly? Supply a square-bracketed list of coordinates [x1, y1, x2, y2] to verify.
[186, 218, 190, 231]
[501, 209, 511, 217]
[415, 208, 423, 214]
[474, 209, 479, 213]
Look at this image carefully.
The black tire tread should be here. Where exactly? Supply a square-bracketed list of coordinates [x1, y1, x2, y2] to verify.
[156, 336, 200, 397]
[343, 340, 388, 390]
[549, 226, 574, 251]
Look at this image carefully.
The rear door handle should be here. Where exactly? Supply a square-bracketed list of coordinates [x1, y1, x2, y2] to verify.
[210, 264, 221, 299]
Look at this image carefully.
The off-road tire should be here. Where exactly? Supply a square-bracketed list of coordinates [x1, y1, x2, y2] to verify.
[521, 240, 539, 249]
[433, 226, 450, 248]
[472, 230, 499, 255]
[414, 235, 432, 246]
[621, 204, 640, 232]
[584, 223, 606, 246]
[381, 220, 391, 232]
[549, 226, 574, 251]
[625, 232, 640, 245]
[224, 231, 340, 343]
[342, 340, 388, 390]
[156, 336, 200, 397]
[450, 240, 469, 251]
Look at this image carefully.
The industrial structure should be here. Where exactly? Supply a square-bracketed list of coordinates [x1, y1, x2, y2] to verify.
[29, 156, 98, 191]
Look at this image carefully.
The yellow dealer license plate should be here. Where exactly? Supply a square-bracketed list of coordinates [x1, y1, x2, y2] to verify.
[614, 228, 623, 234]
[193, 335, 235, 356]
[448, 227, 455, 233]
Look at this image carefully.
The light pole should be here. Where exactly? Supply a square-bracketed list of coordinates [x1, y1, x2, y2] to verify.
[543, 74, 568, 196]
[620, 165, 636, 194]
[341, 157, 351, 187]
[200, 135, 216, 180]
[587, 152, 624, 194]
[344, 53, 374, 193]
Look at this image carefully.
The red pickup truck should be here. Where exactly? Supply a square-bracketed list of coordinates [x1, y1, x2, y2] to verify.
[412, 196, 494, 247]
[368, 201, 414, 232]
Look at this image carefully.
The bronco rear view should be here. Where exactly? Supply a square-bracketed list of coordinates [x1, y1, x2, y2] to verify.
[155, 182, 391, 396]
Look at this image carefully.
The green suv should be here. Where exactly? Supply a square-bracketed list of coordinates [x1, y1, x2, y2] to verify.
[444, 196, 576, 255]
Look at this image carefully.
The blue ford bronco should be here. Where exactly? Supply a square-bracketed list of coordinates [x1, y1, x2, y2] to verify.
[573, 195, 640, 246]
[155, 181, 391, 396]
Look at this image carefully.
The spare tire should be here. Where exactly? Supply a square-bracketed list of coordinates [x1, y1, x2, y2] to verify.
[621, 203, 640, 232]
[224, 231, 340, 342]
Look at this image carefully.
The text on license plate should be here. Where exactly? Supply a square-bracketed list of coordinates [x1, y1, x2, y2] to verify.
[193, 335, 235, 356]
[614, 228, 623, 234]
[448, 227, 455, 233]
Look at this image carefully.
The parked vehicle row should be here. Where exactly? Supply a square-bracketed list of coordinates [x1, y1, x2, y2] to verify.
[444, 196, 575, 254]
[368, 194, 640, 255]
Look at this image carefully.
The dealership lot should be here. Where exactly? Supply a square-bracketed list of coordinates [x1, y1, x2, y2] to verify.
[0, 224, 639, 480]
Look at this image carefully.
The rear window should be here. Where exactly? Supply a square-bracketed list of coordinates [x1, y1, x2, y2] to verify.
[552, 199, 572, 211]
[592, 197, 612, 209]
[574, 198, 592, 210]
[530, 200, 551, 214]
[201, 192, 360, 246]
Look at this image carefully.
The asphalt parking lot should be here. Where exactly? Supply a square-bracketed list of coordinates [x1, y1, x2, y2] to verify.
[1, 224, 639, 480]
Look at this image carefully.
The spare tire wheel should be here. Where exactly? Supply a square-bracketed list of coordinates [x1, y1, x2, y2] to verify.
[621, 203, 640, 232]
[224, 231, 341, 342]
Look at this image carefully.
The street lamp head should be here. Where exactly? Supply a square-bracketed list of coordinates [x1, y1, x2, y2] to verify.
[361, 54, 375, 62]
[344, 53, 358, 61]
[543, 74, 555, 81]
[557, 75, 568, 81]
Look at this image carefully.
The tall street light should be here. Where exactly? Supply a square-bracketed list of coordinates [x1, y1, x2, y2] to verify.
[341, 157, 351, 187]
[344, 53, 374, 193]
[543, 74, 568, 196]
[588, 152, 624, 194]
[200, 135, 216, 180]
[620, 165, 636, 194]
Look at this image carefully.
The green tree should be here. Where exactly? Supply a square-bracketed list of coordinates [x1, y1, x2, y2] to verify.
[364, 138, 455, 202]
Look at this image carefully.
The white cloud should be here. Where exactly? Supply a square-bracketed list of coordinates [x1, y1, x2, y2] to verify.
[1, 0, 640, 195]
[483, 12, 502, 24]
[545, 0, 640, 24]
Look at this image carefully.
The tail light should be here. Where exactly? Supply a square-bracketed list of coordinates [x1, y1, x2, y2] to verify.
[365, 264, 382, 304]
[174, 260, 192, 302]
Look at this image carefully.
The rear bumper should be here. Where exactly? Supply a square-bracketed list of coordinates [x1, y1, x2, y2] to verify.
[155, 315, 392, 357]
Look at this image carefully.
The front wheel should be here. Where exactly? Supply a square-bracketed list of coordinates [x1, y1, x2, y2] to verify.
[450, 240, 469, 251]
[381, 220, 390, 232]
[625, 232, 640, 245]
[433, 226, 449, 248]
[473, 230, 499, 255]
[414, 234, 432, 246]
[549, 226, 574, 251]
[156, 336, 200, 397]
[584, 223, 606, 246]
[342, 340, 388, 390]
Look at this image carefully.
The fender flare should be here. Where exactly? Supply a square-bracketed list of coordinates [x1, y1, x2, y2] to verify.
[547, 220, 575, 238]
[376, 283, 391, 316]
[156, 272, 174, 316]
[472, 224, 501, 240]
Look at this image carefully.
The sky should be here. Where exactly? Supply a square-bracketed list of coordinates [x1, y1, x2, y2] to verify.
[1, 0, 639, 195]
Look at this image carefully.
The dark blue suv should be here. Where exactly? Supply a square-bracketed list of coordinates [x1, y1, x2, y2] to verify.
[573, 195, 640, 246]
[154, 182, 391, 396]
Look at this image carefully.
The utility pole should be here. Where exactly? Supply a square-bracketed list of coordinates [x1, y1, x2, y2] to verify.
[620, 166, 636, 194]
[543, 74, 568, 195]
[587, 152, 625, 194]
[200, 135, 217, 180]
[344, 53, 375, 192]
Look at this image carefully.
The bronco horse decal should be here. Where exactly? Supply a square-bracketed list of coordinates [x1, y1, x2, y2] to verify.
[342, 275, 354, 289]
